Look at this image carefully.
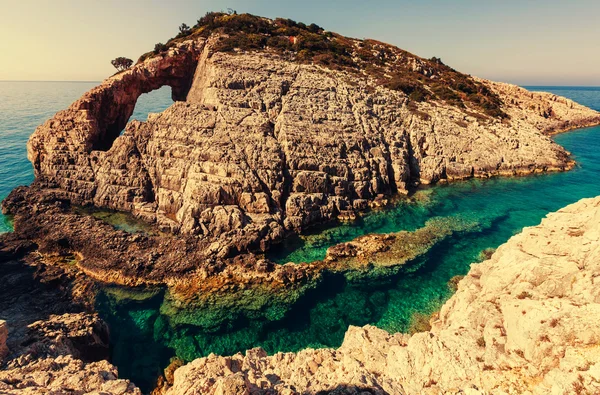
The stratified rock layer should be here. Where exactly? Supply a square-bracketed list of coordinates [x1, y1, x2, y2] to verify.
[22, 32, 600, 261]
[165, 196, 600, 394]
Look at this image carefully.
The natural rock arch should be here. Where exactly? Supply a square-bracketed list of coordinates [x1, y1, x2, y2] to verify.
[27, 40, 204, 177]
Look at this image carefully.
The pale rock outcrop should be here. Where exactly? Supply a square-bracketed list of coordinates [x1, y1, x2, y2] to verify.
[485, 79, 600, 134]
[22, 31, 600, 263]
[0, 356, 140, 395]
[165, 196, 600, 394]
[0, 313, 140, 394]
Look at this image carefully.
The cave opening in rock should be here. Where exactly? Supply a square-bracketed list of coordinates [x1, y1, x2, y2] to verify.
[116, 85, 175, 137]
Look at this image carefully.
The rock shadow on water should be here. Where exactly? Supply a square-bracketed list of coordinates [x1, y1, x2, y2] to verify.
[95, 286, 170, 394]
[96, 265, 405, 392]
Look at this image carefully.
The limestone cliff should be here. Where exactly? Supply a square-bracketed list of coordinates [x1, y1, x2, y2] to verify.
[164, 196, 600, 394]
[22, 14, 600, 264]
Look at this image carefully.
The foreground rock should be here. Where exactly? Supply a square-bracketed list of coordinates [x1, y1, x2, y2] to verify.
[0, 236, 139, 393]
[164, 196, 600, 394]
[0, 313, 140, 394]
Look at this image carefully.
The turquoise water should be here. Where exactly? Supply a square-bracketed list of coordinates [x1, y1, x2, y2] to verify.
[99, 89, 600, 392]
[0, 82, 172, 232]
[1, 83, 599, 392]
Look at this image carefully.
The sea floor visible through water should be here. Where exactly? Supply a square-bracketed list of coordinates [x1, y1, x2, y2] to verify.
[1, 84, 599, 392]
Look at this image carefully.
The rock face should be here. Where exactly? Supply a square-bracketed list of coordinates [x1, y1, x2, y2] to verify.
[27, 39, 203, 205]
[164, 196, 600, 394]
[3, 14, 600, 395]
[0, 313, 140, 394]
[15, 313, 110, 363]
[21, 23, 600, 262]
[0, 321, 7, 362]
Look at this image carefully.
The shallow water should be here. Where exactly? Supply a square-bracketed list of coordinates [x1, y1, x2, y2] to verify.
[73, 206, 157, 234]
[1, 82, 599, 392]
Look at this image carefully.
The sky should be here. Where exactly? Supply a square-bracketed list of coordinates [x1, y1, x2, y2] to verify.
[0, 0, 598, 85]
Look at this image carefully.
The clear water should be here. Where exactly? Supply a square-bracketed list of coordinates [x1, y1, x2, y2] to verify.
[99, 88, 600, 392]
[1, 82, 599, 393]
[73, 206, 158, 234]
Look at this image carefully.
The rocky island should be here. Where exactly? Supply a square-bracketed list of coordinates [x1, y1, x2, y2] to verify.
[1, 12, 600, 394]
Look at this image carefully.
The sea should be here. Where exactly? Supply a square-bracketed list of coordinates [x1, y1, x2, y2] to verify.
[1, 82, 599, 391]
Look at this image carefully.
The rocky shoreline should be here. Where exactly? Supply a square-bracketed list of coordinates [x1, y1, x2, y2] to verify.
[22, 32, 600, 261]
[2, 13, 600, 395]
[2, 195, 599, 394]
[3, 24, 599, 316]
[164, 196, 600, 394]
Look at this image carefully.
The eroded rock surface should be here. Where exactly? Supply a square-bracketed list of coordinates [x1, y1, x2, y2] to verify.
[19, 27, 600, 264]
[3, 16, 600, 394]
[164, 196, 600, 394]
[0, 313, 140, 394]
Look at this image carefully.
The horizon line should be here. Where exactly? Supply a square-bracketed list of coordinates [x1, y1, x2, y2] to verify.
[1, 80, 599, 88]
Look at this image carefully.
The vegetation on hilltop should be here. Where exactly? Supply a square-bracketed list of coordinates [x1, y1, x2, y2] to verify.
[138, 12, 506, 118]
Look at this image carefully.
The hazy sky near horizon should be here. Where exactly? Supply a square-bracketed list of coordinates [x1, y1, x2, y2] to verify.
[0, 0, 598, 85]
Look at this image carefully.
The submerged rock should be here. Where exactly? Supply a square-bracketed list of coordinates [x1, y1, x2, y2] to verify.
[164, 196, 600, 394]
